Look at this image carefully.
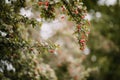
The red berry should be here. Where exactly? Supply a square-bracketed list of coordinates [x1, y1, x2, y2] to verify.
[61, 16, 65, 19]
[80, 39, 86, 43]
[49, 49, 54, 53]
[38, 1, 43, 6]
[74, 75, 78, 80]
[45, 1, 49, 6]
[86, 31, 90, 34]
[81, 15, 85, 19]
[77, 25, 81, 29]
[75, 10, 78, 14]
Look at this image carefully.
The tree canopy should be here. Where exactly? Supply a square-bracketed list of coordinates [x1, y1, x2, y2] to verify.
[0, 0, 90, 80]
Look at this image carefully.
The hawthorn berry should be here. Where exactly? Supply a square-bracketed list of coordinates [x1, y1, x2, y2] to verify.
[49, 49, 55, 53]
[79, 39, 86, 43]
[45, 1, 49, 6]
[81, 15, 85, 19]
[77, 25, 81, 29]
[75, 9, 79, 14]
[61, 16, 65, 19]
[38, 1, 43, 6]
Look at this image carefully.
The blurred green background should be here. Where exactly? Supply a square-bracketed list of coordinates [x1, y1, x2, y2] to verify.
[83, 0, 120, 80]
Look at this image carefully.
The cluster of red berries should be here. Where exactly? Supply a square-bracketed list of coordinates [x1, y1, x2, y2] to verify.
[77, 21, 90, 50]
[79, 38, 86, 50]
[38, 1, 49, 9]
[38, 1, 49, 6]
[37, 1, 90, 51]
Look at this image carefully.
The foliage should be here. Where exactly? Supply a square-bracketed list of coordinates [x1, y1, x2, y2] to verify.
[0, 0, 90, 80]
